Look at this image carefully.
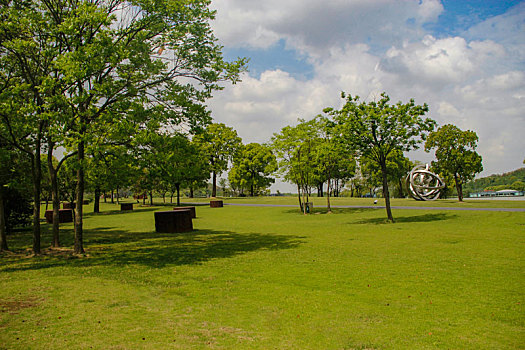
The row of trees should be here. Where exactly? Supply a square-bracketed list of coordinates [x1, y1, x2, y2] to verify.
[271, 93, 483, 221]
[0, 0, 247, 254]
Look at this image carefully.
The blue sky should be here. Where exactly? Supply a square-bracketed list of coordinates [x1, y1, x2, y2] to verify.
[209, 0, 525, 191]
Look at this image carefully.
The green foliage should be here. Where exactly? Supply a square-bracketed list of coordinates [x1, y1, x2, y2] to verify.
[360, 149, 413, 198]
[194, 123, 242, 196]
[464, 168, 525, 193]
[425, 124, 483, 201]
[1, 0, 246, 252]
[328, 92, 435, 221]
[3, 187, 33, 233]
[229, 143, 277, 196]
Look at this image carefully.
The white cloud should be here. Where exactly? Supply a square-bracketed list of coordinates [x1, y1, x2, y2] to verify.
[211, 0, 443, 55]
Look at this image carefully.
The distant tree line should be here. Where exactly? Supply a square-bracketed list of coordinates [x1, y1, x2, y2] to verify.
[463, 168, 525, 193]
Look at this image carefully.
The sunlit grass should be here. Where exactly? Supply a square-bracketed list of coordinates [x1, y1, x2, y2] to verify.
[2, 200, 524, 349]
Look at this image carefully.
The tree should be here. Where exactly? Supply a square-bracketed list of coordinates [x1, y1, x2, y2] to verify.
[311, 115, 356, 212]
[2, 0, 246, 254]
[328, 92, 435, 222]
[230, 143, 277, 197]
[360, 149, 412, 199]
[425, 124, 483, 202]
[0, 146, 33, 251]
[194, 123, 242, 197]
[272, 120, 318, 214]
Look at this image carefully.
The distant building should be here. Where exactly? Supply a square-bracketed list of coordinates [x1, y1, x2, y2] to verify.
[469, 189, 524, 198]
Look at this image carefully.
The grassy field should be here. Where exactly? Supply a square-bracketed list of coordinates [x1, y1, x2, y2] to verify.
[186, 195, 525, 209]
[1, 198, 524, 349]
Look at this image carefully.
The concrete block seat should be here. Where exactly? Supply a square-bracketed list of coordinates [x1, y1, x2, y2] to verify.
[121, 203, 133, 211]
[44, 209, 73, 224]
[173, 206, 196, 218]
[154, 210, 193, 233]
[210, 199, 223, 208]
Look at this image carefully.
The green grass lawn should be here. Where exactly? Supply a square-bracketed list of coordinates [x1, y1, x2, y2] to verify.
[1, 200, 524, 349]
[187, 195, 525, 209]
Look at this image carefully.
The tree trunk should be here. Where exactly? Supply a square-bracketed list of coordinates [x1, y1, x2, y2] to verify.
[48, 148, 61, 248]
[149, 191, 153, 205]
[116, 186, 120, 204]
[103, 191, 107, 203]
[189, 187, 194, 198]
[110, 189, 114, 204]
[170, 192, 173, 203]
[380, 160, 394, 222]
[455, 174, 464, 202]
[74, 140, 85, 255]
[398, 178, 405, 198]
[297, 183, 303, 212]
[94, 186, 101, 213]
[326, 178, 332, 213]
[31, 138, 42, 255]
[212, 171, 217, 197]
[0, 187, 8, 251]
[317, 183, 323, 197]
[176, 184, 180, 206]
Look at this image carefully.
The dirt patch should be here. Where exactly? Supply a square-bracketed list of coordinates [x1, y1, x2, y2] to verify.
[0, 296, 43, 314]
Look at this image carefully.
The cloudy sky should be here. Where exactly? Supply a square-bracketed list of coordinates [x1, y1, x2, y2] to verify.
[207, 0, 525, 191]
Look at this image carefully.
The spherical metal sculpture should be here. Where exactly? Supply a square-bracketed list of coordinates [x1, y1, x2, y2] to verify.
[407, 164, 445, 201]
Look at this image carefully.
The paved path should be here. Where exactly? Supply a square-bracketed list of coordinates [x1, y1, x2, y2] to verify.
[218, 203, 525, 212]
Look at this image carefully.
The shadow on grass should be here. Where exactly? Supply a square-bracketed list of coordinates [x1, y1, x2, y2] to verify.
[82, 206, 160, 218]
[352, 213, 458, 225]
[283, 207, 377, 215]
[1, 227, 305, 272]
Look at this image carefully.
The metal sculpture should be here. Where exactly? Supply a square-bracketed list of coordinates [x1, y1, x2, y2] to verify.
[407, 164, 445, 201]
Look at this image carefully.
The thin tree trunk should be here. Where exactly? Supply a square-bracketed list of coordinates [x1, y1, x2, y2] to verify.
[380, 160, 394, 222]
[94, 186, 100, 213]
[116, 186, 120, 204]
[149, 191, 153, 205]
[103, 191, 107, 203]
[74, 140, 85, 255]
[0, 187, 8, 251]
[297, 183, 303, 212]
[326, 178, 332, 213]
[170, 192, 173, 204]
[110, 189, 114, 204]
[455, 174, 464, 202]
[48, 148, 60, 248]
[31, 138, 42, 255]
[142, 192, 146, 205]
[189, 187, 194, 198]
[176, 184, 180, 206]
[212, 171, 217, 197]
[398, 178, 405, 198]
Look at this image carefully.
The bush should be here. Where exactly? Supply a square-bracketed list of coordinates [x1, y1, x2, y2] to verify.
[5, 188, 33, 233]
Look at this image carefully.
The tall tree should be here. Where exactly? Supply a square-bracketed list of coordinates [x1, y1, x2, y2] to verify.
[229, 143, 277, 197]
[272, 120, 318, 214]
[194, 123, 242, 197]
[328, 92, 435, 222]
[425, 124, 483, 202]
[313, 115, 356, 212]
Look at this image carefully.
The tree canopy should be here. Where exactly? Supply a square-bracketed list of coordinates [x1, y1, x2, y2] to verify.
[327, 92, 435, 222]
[425, 124, 483, 202]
